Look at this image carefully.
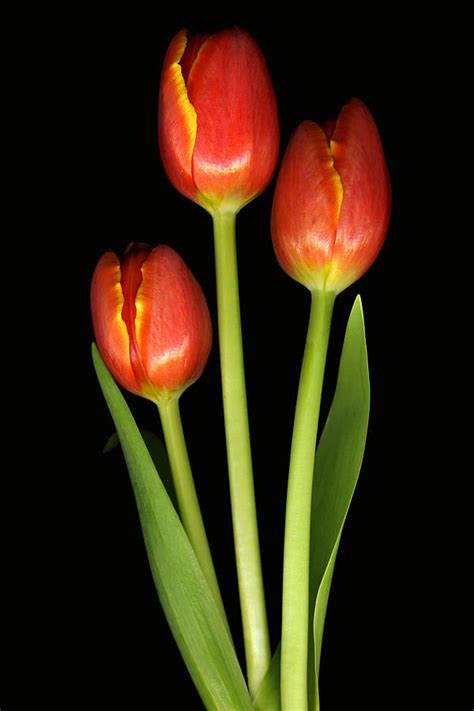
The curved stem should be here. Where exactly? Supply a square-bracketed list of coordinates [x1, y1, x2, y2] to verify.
[280, 288, 335, 711]
[212, 209, 270, 697]
[158, 397, 230, 636]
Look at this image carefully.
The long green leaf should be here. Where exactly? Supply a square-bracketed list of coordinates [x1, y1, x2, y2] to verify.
[92, 344, 253, 711]
[309, 295, 370, 709]
[103, 429, 177, 508]
[252, 296, 369, 711]
[253, 647, 281, 711]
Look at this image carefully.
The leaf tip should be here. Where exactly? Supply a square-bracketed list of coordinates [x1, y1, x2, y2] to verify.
[91, 341, 100, 365]
[348, 294, 366, 339]
[103, 432, 120, 454]
[352, 293, 364, 316]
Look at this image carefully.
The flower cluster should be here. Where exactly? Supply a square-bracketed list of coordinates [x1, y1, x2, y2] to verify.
[91, 26, 391, 711]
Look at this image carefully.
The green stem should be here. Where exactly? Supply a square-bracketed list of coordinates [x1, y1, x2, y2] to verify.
[158, 397, 230, 636]
[280, 288, 335, 711]
[212, 209, 270, 697]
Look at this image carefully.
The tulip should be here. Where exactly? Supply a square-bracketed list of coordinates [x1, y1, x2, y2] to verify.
[91, 243, 212, 402]
[159, 27, 279, 693]
[91, 242, 229, 629]
[158, 27, 279, 214]
[272, 98, 391, 294]
[276, 100, 390, 710]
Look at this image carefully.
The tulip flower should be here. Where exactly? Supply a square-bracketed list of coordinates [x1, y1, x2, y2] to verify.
[158, 28, 279, 214]
[91, 243, 212, 402]
[158, 26, 279, 695]
[275, 100, 390, 710]
[91, 243, 228, 630]
[272, 98, 391, 294]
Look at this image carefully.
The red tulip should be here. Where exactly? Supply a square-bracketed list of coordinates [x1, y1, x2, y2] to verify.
[158, 28, 279, 214]
[91, 244, 212, 401]
[272, 98, 391, 294]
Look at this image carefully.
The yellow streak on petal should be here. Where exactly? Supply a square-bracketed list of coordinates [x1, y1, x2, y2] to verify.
[134, 283, 147, 351]
[170, 65, 197, 165]
[168, 31, 197, 167]
[328, 139, 344, 232]
[113, 280, 129, 346]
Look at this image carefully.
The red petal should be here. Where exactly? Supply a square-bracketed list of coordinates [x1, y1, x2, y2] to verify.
[321, 119, 336, 140]
[91, 252, 142, 394]
[119, 243, 153, 391]
[330, 98, 391, 290]
[158, 29, 199, 204]
[187, 28, 279, 210]
[180, 33, 209, 84]
[271, 121, 343, 289]
[135, 246, 212, 393]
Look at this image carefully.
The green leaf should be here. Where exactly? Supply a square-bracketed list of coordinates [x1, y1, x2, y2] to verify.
[92, 345, 253, 711]
[103, 431, 120, 453]
[253, 647, 281, 710]
[309, 295, 370, 709]
[103, 429, 177, 508]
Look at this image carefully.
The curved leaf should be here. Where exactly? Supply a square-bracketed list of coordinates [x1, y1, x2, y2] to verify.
[103, 429, 177, 508]
[92, 345, 252, 711]
[253, 646, 281, 710]
[308, 295, 370, 709]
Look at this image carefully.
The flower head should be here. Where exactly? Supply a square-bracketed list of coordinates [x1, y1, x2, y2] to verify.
[272, 99, 391, 293]
[91, 243, 212, 401]
[159, 28, 279, 214]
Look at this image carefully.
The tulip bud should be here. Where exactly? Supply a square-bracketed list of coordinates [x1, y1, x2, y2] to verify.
[91, 244, 212, 402]
[271, 98, 391, 294]
[158, 28, 279, 214]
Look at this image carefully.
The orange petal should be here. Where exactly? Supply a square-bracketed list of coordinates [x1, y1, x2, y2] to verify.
[91, 251, 141, 394]
[180, 33, 209, 84]
[135, 246, 212, 393]
[271, 121, 343, 290]
[158, 29, 198, 204]
[329, 98, 391, 291]
[119, 243, 153, 392]
[187, 28, 279, 211]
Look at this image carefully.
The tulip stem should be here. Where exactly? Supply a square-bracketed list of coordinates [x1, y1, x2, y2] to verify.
[157, 397, 230, 637]
[212, 209, 270, 697]
[281, 288, 335, 711]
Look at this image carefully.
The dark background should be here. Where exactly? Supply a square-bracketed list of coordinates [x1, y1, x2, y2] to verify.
[4, 5, 469, 710]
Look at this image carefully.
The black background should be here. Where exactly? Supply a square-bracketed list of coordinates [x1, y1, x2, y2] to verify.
[3, 5, 469, 710]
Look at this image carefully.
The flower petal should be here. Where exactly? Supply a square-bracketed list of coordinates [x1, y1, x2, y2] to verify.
[187, 28, 279, 210]
[158, 29, 198, 203]
[329, 98, 391, 290]
[271, 120, 343, 290]
[180, 33, 209, 84]
[135, 246, 212, 393]
[91, 251, 141, 394]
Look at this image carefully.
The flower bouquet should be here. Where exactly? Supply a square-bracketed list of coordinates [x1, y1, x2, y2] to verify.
[91, 27, 390, 710]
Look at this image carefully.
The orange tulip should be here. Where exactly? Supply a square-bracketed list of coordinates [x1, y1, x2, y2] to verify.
[272, 99, 391, 294]
[91, 243, 212, 401]
[158, 28, 279, 214]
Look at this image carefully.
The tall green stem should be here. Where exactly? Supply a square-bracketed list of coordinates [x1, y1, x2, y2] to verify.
[281, 288, 335, 711]
[212, 209, 270, 697]
[158, 397, 230, 636]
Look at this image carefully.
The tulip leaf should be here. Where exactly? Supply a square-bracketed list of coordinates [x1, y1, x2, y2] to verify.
[253, 647, 281, 710]
[103, 429, 177, 508]
[308, 295, 370, 709]
[92, 344, 253, 711]
[103, 431, 120, 453]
